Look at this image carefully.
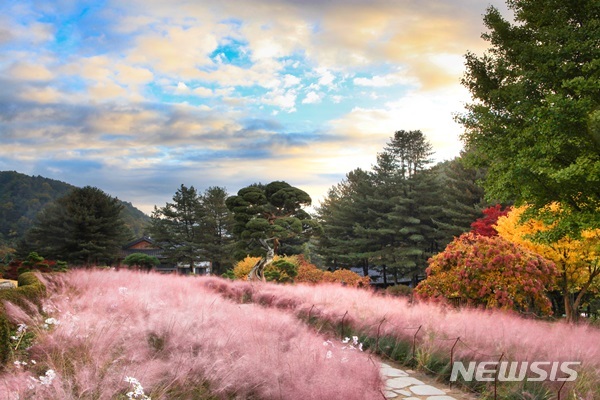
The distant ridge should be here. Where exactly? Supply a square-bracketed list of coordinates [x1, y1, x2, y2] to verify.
[0, 170, 150, 245]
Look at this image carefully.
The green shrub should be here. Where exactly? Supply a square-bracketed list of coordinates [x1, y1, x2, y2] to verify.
[385, 284, 413, 298]
[0, 272, 48, 367]
[0, 314, 10, 365]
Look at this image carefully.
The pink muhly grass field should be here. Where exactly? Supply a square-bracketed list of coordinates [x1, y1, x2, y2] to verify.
[0, 270, 382, 400]
[200, 277, 600, 381]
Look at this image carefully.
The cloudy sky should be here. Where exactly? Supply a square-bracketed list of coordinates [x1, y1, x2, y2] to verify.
[0, 0, 508, 214]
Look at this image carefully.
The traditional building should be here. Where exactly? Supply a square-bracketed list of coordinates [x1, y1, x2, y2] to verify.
[120, 237, 211, 275]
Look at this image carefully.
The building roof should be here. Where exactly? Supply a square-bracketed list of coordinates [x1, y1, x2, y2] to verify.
[123, 236, 156, 249]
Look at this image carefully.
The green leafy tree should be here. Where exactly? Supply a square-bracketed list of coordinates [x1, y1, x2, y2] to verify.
[150, 185, 205, 270]
[458, 0, 600, 236]
[415, 233, 558, 316]
[19, 186, 131, 265]
[123, 253, 160, 272]
[226, 181, 318, 259]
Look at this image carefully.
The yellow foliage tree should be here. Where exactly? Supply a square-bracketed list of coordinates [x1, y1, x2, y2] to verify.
[233, 255, 300, 283]
[233, 256, 262, 279]
[496, 205, 600, 322]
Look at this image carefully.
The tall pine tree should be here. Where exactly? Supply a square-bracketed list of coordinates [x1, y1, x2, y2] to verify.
[19, 186, 131, 265]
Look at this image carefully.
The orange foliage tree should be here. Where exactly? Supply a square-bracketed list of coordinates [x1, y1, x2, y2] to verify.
[496, 205, 600, 322]
[415, 233, 558, 315]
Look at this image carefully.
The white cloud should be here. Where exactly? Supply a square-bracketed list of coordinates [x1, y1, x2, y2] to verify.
[353, 70, 415, 87]
[302, 91, 322, 104]
[316, 68, 335, 87]
[175, 81, 190, 94]
[283, 74, 301, 88]
[192, 86, 214, 97]
[262, 88, 297, 112]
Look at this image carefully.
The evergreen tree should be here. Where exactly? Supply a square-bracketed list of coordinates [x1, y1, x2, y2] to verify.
[370, 130, 436, 284]
[199, 186, 235, 275]
[19, 186, 131, 265]
[226, 181, 318, 260]
[430, 158, 487, 243]
[316, 168, 376, 274]
[150, 185, 205, 270]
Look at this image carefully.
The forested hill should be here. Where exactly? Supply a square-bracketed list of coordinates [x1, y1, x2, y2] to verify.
[0, 171, 150, 245]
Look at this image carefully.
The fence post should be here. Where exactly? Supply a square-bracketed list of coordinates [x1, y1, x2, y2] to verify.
[494, 353, 504, 400]
[375, 317, 386, 353]
[412, 325, 422, 361]
[341, 310, 348, 340]
[449, 337, 460, 388]
[557, 380, 567, 400]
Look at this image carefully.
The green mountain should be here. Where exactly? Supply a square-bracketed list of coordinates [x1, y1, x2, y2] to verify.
[0, 171, 150, 246]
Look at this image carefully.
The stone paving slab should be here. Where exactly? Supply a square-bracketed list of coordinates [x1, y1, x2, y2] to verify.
[380, 362, 476, 400]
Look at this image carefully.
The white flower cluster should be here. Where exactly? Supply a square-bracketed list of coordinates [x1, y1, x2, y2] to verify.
[29, 369, 56, 387]
[341, 335, 363, 351]
[119, 287, 129, 296]
[323, 336, 364, 362]
[43, 318, 60, 330]
[10, 324, 27, 341]
[124, 376, 151, 400]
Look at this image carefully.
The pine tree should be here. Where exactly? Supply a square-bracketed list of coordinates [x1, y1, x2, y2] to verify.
[150, 185, 205, 270]
[199, 186, 235, 275]
[19, 186, 131, 265]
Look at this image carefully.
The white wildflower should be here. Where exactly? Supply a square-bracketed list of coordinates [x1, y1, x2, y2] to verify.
[119, 287, 128, 295]
[342, 337, 350, 344]
[326, 350, 333, 359]
[39, 369, 56, 386]
[352, 336, 359, 346]
[124, 376, 151, 399]
[43, 318, 59, 330]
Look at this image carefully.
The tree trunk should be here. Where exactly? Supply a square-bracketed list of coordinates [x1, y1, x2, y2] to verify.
[248, 239, 275, 282]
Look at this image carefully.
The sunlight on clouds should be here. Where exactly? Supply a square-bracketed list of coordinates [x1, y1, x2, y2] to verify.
[115, 64, 154, 85]
[0, 0, 510, 211]
[17, 86, 62, 103]
[353, 69, 417, 88]
[89, 82, 128, 100]
[128, 25, 218, 78]
[6, 62, 54, 81]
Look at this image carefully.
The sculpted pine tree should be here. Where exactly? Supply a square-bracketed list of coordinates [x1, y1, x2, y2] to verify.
[226, 181, 318, 281]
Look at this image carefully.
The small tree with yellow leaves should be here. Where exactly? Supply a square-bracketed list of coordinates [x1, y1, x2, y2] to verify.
[496, 204, 600, 322]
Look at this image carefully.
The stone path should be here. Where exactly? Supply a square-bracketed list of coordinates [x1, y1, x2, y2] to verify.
[380, 362, 476, 400]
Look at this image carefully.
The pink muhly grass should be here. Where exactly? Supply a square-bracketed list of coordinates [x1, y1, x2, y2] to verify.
[200, 277, 600, 380]
[0, 269, 382, 400]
